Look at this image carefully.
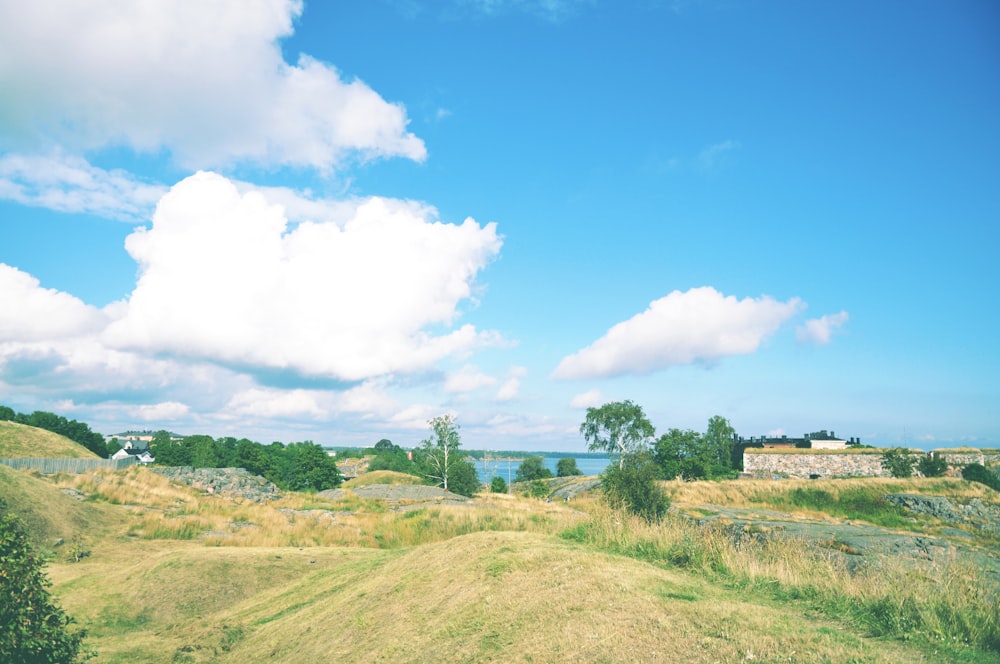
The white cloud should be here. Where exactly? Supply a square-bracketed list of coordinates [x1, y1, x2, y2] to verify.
[569, 389, 603, 409]
[698, 140, 740, 170]
[552, 286, 804, 380]
[445, 365, 498, 394]
[102, 172, 503, 382]
[0, 264, 108, 341]
[494, 366, 527, 402]
[225, 388, 325, 419]
[135, 401, 190, 422]
[0, 0, 425, 171]
[796, 311, 849, 345]
[0, 153, 168, 222]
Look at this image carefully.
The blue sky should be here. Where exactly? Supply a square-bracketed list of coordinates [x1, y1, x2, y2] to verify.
[1, 0, 997, 452]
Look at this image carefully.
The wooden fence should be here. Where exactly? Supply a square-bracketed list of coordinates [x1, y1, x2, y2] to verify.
[0, 457, 136, 473]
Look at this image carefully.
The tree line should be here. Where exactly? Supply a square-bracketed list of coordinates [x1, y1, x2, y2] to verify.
[150, 433, 342, 492]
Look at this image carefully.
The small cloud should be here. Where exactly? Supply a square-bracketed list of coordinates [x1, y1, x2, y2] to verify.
[0, 153, 167, 222]
[134, 401, 190, 421]
[445, 365, 497, 393]
[698, 140, 741, 170]
[570, 389, 603, 409]
[552, 286, 803, 380]
[435, 108, 453, 122]
[796, 311, 849, 345]
[494, 366, 527, 402]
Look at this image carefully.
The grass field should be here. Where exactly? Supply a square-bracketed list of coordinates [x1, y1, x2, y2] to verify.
[3, 426, 999, 663]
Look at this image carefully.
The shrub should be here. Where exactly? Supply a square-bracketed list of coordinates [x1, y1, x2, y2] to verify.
[963, 463, 1000, 491]
[880, 448, 915, 478]
[916, 453, 948, 478]
[490, 476, 508, 494]
[0, 499, 89, 663]
[600, 452, 670, 523]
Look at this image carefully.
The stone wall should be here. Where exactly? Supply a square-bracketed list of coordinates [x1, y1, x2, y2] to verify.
[935, 451, 1000, 468]
[744, 451, 906, 479]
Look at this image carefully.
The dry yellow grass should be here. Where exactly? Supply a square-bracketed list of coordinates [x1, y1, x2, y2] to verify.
[0, 459, 991, 663]
[341, 469, 424, 487]
[0, 420, 100, 458]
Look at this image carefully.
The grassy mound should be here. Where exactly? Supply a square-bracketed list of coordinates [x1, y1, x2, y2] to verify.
[342, 470, 425, 487]
[0, 464, 122, 549]
[0, 420, 100, 459]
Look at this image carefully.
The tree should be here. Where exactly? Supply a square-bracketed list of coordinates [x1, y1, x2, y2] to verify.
[600, 452, 670, 523]
[580, 400, 655, 469]
[0, 405, 15, 421]
[373, 439, 395, 452]
[0, 499, 89, 663]
[653, 428, 708, 480]
[284, 442, 342, 491]
[705, 415, 736, 470]
[444, 457, 481, 498]
[556, 457, 582, 477]
[516, 456, 553, 482]
[417, 415, 464, 492]
[490, 476, 508, 493]
[881, 448, 916, 478]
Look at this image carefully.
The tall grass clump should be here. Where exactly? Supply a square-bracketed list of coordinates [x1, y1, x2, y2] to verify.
[563, 503, 1000, 657]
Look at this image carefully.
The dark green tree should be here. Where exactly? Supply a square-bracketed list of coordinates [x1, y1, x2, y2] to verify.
[600, 452, 670, 523]
[188, 435, 220, 468]
[653, 428, 708, 480]
[443, 456, 481, 498]
[580, 400, 655, 469]
[0, 405, 15, 421]
[705, 415, 737, 470]
[0, 499, 89, 663]
[515, 455, 553, 482]
[556, 457, 582, 477]
[881, 448, 916, 478]
[490, 476, 508, 493]
[284, 442, 342, 491]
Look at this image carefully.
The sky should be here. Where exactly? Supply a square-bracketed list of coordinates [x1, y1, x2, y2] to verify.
[1, 0, 998, 452]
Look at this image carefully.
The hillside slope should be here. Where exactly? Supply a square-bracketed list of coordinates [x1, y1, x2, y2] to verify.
[50, 531, 934, 664]
[0, 420, 101, 459]
[0, 464, 122, 547]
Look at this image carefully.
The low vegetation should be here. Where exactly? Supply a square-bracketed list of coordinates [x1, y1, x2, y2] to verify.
[3, 421, 1000, 662]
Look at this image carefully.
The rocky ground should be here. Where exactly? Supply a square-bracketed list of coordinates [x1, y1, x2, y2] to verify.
[681, 493, 1000, 580]
[150, 467, 282, 502]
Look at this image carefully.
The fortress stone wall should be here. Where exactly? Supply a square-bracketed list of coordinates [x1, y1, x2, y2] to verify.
[743, 448, 999, 480]
[743, 451, 897, 479]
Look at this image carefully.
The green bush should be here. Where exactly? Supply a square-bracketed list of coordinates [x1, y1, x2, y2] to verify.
[916, 454, 948, 478]
[963, 463, 1000, 491]
[600, 452, 670, 523]
[490, 476, 508, 493]
[0, 499, 89, 663]
[881, 448, 915, 478]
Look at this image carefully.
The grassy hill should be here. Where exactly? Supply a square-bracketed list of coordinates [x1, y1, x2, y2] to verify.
[0, 420, 101, 459]
[1, 430, 997, 663]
